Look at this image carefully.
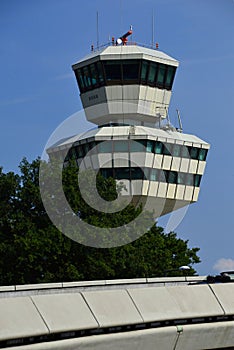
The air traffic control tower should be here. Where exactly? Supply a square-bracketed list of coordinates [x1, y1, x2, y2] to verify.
[48, 28, 210, 217]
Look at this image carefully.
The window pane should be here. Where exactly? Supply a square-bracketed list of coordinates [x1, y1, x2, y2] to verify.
[131, 167, 144, 180]
[83, 143, 89, 155]
[194, 174, 202, 187]
[150, 168, 158, 181]
[100, 168, 114, 178]
[130, 140, 146, 152]
[96, 62, 104, 84]
[189, 147, 199, 159]
[146, 140, 155, 153]
[198, 148, 208, 161]
[178, 173, 186, 184]
[181, 146, 190, 158]
[115, 168, 130, 180]
[172, 144, 181, 157]
[98, 141, 112, 153]
[165, 66, 176, 89]
[167, 171, 177, 184]
[185, 174, 194, 186]
[123, 60, 140, 81]
[141, 60, 149, 83]
[90, 63, 98, 86]
[83, 66, 92, 88]
[75, 69, 85, 91]
[163, 143, 173, 156]
[114, 140, 128, 152]
[155, 141, 163, 154]
[148, 62, 157, 85]
[157, 64, 166, 85]
[104, 61, 121, 81]
[75, 145, 84, 158]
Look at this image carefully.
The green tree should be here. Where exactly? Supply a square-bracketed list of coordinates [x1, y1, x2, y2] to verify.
[0, 158, 200, 285]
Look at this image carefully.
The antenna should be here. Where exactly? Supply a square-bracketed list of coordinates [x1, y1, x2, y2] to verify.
[120, 0, 123, 33]
[152, 9, 155, 48]
[96, 11, 99, 48]
[176, 109, 183, 132]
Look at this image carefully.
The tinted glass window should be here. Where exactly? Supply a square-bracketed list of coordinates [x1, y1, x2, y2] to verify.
[141, 60, 149, 83]
[194, 174, 202, 187]
[172, 144, 181, 157]
[198, 148, 208, 161]
[98, 141, 113, 153]
[146, 140, 155, 153]
[104, 61, 121, 81]
[96, 62, 104, 84]
[100, 168, 114, 178]
[115, 168, 130, 180]
[163, 143, 173, 156]
[114, 140, 129, 152]
[189, 147, 199, 159]
[130, 140, 146, 152]
[148, 62, 158, 85]
[155, 141, 163, 154]
[165, 66, 176, 89]
[157, 64, 166, 85]
[123, 60, 140, 81]
[167, 171, 177, 184]
[83, 66, 92, 88]
[90, 64, 98, 86]
[131, 167, 144, 180]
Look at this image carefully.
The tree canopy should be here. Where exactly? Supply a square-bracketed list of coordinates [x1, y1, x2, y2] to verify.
[0, 158, 200, 285]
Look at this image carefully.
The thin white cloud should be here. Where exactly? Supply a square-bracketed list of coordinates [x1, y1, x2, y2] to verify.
[213, 258, 234, 272]
[0, 96, 35, 106]
[54, 73, 73, 81]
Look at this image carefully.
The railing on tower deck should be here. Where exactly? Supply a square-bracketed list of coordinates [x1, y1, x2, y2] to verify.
[91, 41, 160, 53]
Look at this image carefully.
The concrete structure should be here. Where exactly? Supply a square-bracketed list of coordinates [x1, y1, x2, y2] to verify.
[1, 278, 234, 349]
[48, 40, 210, 216]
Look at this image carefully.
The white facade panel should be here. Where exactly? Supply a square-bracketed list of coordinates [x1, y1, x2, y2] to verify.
[175, 185, 185, 200]
[157, 183, 168, 198]
[131, 180, 143, 195]
[145, 153, 154, 167]
[184, 186, 194, 201]
[188, 159, 198, 174]
[142, 180, 150, 196]
[130, 152, 145, 167]
[148, 181, 159, 196]
[123, 85, 140, 100]
[192, 188, 200, 202]
[167, 184, 176, 199]
[98, 154, 112, 168]
[162, 155, 172, 170]
[180, 158, 189, 173]
[197, 161, 206, 175]
[171, 157, 181, 171]
[113, 153, 129, 167]
[117, 179, 131, 196]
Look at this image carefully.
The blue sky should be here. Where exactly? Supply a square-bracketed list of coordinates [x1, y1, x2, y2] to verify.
[0, 0, 234, 275]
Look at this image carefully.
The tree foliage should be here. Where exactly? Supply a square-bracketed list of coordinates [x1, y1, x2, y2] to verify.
[0, 158, 200, 285]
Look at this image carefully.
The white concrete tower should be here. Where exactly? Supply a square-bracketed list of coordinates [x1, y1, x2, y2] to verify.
[48, 30, 210, 217]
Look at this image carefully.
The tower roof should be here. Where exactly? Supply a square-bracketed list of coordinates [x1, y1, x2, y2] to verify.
[72, 44, 179, 69]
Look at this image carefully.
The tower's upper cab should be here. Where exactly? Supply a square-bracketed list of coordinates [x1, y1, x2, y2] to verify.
[72, 36, 179, 127]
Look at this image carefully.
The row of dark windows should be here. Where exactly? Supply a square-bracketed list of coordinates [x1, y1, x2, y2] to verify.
[99, 167, 202, 187]
[62, 140, 208, 162]
[74, 59, 177, 93]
